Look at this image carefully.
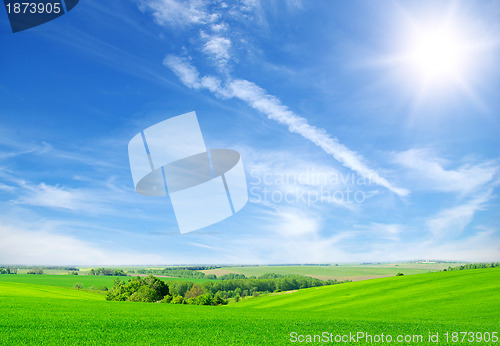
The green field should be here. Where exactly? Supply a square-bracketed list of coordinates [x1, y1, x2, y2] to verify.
[201, 262, 465, 281]
[0, 268, 498, 345]
[0, 274, 210, 289]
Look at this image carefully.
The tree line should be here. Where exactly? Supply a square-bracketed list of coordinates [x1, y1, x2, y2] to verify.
[0, 268, 17, 274]
[136, 267, 214, 279]
[445, 262, 499, 271]
[89, 268, 127, 276]
[105, 274, 349, 306]
[0, 266, 79, 274]
[134, 267, 346, 283]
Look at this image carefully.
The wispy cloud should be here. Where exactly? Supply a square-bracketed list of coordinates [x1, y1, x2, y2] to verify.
[241, 146, 370, 210]
[138, 0, 213, 27]
[200, 32, 231, 66]
[12, 182, 98, 212]
[0, 133, 52, 160]
[426, 191, 492, 239]
[394, 148, 497, 195]
[164, 56, 409, 197]
[269, 207, 322, 238]
[353, 223, 404, 242]
[0, 183, 16, 192]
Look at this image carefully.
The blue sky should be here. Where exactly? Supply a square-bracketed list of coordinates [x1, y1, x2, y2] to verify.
[1, 0, 499, 265]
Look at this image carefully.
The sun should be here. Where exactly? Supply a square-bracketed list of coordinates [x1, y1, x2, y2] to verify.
[404, 22, 470, 87]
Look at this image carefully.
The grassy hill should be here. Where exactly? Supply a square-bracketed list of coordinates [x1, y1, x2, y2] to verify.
[0, 281, 104, 301]
[0, 268, 498, 345]
[232, 268, 500, 323]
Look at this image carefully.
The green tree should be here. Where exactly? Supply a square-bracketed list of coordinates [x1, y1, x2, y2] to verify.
[106, 275, 169, 302]
[185, 283, 205, 299]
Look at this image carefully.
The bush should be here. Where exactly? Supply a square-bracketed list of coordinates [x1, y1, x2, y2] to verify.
[161, 295, 173, 303]
[170, 295, 184, 304]
[73, 283, 84, 289]
[128, 286, 158, 302]
[396, 273, 404, 276]
[213, 292, 227, 305]
[196, 293, 214, 306]
[106, 275, 169, 302]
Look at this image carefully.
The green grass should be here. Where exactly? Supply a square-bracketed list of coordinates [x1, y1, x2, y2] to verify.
[0, 282, 104, 300]
[0, 274, 209, 289]
[233, 268, 500, 323]
[201, 262, 465, 281]
[0, 268, 498, 345]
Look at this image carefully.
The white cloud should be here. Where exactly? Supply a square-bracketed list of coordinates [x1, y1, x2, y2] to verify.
[163, 55, 202, 89]
[201, 34, 231, 65]
[242, 147, 366, 210]
[394, 148, 497, 194]
[0, 224, 166, 265]
[163, 56, 409, 197]
[353, 223, 404, 241]
[385, 227, 500, 262]
[13, 183, 97, 212]
[139, 0, 211, 27]
[0, 140, 52, 160]
[270, 207, 321, 237]
[426, 192, 491, 239]
[0, 183, 15, 192]
[210, 22, 227, 32]
[9, 179, 155, 219]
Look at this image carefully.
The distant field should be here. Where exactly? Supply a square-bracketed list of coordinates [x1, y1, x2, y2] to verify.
[0, 274, 210, 289]
[201, 262, 465, 281]
[0, 268, 498, 345]
[15, 269, 75, 275]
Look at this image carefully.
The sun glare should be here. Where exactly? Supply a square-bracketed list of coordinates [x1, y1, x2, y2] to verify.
[388, 7, 495, 115]
[405, 23, 469, 87]
[409, 28, 465, 81]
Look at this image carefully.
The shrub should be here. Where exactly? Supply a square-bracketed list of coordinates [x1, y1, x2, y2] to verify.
[106, 275, 169, 302]
[161, 295, 172, 303]
[127, 286, 158, 302]
[197, 293, 214, 306]
[170, 295, 184, 304]
[73, 283, 84, 289]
